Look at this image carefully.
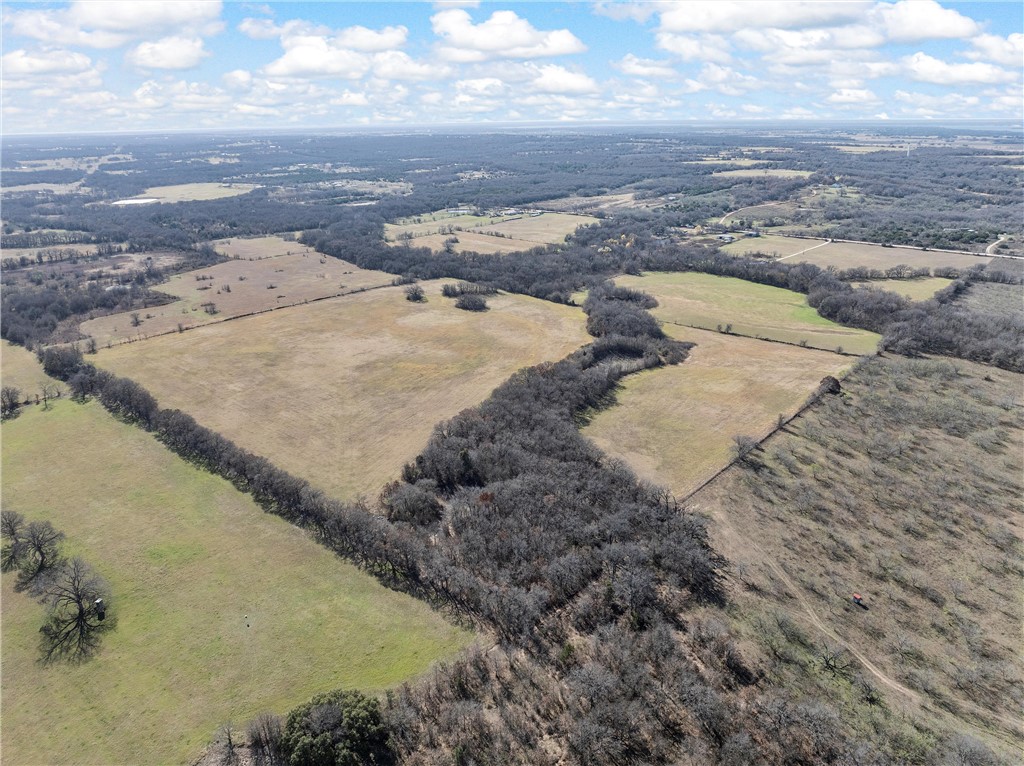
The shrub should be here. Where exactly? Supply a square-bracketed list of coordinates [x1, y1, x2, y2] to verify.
[404, 284, 425, 302]
[454, 294, 488, 312]
[281, 689, 391, 766]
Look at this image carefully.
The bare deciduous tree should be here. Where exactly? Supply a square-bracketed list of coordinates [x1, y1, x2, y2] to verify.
[38, 557, 113, 663]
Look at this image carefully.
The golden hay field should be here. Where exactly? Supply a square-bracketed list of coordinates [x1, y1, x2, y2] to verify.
[79, 254, 394, 347]
[615, 272, 880, 354]
[583, 328, 853, 497]
[791, 241, 990, 270]
[95, 282, 590, 500]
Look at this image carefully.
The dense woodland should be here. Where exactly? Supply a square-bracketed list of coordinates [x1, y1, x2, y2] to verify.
[2, 128, 1022, 765]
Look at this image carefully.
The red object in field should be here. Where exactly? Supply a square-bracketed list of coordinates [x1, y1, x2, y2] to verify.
[852, 593, 863, 602]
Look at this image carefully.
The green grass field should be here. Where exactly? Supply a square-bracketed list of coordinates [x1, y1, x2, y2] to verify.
[95, 281, 589, 500]
[1, 341, 60, 401]
[851, 277, 952, 301]
[615, 272, 880, 354]
[1, 399, 472, 766]
[583, 328, 853, 496]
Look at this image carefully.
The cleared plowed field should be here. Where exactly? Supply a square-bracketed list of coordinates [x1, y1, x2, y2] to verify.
[616, 272, 880, 354]
[96, 282, 589, 499]
[1, 399, 471, 766]
[583, 328, 852, 497]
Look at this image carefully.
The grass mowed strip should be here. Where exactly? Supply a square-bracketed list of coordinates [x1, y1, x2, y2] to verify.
[792, 241, 989, 270]
[211, 235, 317, 260]
[616, 272, 880, 354]
[96, 282, 589, 499]
[851, 277, 952, 301]
[1, 399, 471, 766]
[1, 341, 60, 400]
[720, 234, 829, 258]
[79, 254, 394, 347]
[582, 328, 852, 497]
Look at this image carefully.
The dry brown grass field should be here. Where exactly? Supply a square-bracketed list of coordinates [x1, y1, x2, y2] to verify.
[211, 235, 317, 260]
[582, 328, 852, 497]
[1, 341, 61, 401]
[792, 241, 990, 270]
[720, 234, 830, 259]
[134, 183, 259, 203]
[534, 192, 642, 214]
[386, 211, 598, 254]
[79, 254, 393, 347]
[712, 168, 813, 179]
[407, 231, 540, 255]
[688, 356, 1023, 757]
[95, 281, 589, 500]
[467, 212, 598, 243]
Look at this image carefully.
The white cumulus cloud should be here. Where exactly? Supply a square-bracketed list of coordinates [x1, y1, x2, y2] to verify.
[530, 64, 599, 94]
[904, 52, 1017, 85]
[965, 33, 1024, 68]
[613, 54, 677, 78]
[431, 9, 586, 62]
[127, 37, 210, 70]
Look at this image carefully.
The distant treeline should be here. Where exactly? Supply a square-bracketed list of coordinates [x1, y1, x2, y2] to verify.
[1, 245, 223, 349]
[305, 219, 1024, 372]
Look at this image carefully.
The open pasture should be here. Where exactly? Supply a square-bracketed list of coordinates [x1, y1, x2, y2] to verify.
[384, 212, 497, 240]
[535, 191, 641, 214]
[406, 230, 540, 255]
[720, 234, 829, 259]
[120, 183, 259, 204]
[79, 254, 393, 347]
[615, 272, 880, 354]
[583, 328, 852, 497]
[851, 277, 952, 301]
[468, 212, 598, 244]
[791, 240, 990, 270]
[712, 168, 813, 179]
[211, 235, 316, 260]
[1, 398, 471, 766]
[1, 341, 60, 401]
[95, 282, 589, 499]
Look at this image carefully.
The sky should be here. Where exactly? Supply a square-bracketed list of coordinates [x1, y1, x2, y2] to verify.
[2, 0, 1022, 134]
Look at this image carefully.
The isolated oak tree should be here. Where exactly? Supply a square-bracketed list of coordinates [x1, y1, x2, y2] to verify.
[0, 510, 27, 572]
[38, 557, 113, 664]
[1, 386, 21, 418]
[18, 519, 65, 589]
